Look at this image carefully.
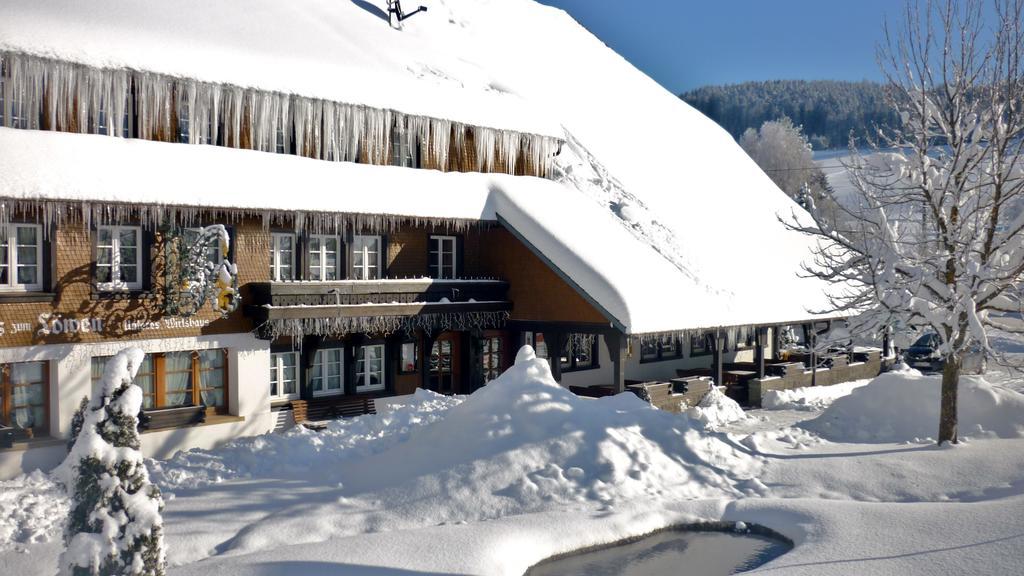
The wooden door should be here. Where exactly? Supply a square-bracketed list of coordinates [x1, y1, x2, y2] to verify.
[429, 333, 460, 394]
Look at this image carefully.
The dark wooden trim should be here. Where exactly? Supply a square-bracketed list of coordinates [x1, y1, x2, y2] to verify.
[0, 292, 56, 304]
[496, 214, 627, 333]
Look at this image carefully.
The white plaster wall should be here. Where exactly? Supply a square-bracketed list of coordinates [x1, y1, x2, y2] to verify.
[0, 332, 273, 479]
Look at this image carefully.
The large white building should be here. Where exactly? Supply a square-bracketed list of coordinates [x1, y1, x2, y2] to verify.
[0, 0, 849, 479]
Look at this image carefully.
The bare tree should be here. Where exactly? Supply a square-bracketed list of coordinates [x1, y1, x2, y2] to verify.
[786, 0, 1024, 445]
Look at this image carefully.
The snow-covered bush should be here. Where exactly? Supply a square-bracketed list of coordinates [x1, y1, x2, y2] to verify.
[685, 385, 747, 429]
[57, 348, 166, 576]
[804, 370, 1024, 442]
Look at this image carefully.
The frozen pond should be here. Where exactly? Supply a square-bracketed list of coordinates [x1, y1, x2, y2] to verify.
[525, 529, 790, 576]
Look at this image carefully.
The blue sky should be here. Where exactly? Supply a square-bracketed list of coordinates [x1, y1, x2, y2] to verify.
[535, 0, 900, 93]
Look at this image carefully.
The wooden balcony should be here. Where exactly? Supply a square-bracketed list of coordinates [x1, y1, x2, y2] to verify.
[245, 279, 513, 339]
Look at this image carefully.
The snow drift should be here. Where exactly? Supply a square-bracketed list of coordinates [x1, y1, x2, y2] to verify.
[763, 379, 871, 411]
[148, 346, 766, 560]
[804, 370, 1024, 442]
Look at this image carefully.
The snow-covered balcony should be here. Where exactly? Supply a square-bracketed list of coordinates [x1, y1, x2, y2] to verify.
[245, 278, 511, 340]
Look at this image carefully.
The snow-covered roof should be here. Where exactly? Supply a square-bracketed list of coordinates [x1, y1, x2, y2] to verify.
[0, 0, 838, 332]
[0, 0, 562, 139]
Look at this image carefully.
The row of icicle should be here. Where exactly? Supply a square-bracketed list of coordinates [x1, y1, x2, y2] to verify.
[0, 51, 561, 176]
[0, 199, 488, 238]
[266, 310, 511, 340]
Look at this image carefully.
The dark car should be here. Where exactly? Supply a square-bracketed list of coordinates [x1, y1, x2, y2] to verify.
[904, 333, 986, 374]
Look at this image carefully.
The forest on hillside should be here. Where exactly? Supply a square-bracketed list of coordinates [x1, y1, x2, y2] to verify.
[680, 80, 901, 150]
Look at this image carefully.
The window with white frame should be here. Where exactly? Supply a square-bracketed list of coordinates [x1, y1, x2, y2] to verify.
[428, 235, 457, 279]
[309, 235, 341, 281]
[355, 344, 385, 392]
[270, 233, 296, 282]
[311, 348, 344, 396]
[0, 224, 43, 291]
[269, 351, 299, 400]
[351, 235, 381, 280]
[95, 225, 142, 291]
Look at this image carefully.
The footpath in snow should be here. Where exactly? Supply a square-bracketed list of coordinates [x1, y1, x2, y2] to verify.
[2, 350, 1024, 575]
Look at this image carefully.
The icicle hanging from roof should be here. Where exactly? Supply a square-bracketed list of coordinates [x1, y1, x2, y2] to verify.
[0, 198, 491, 239]
[263, 310, 511, 340]
[0, 51, 562, 177]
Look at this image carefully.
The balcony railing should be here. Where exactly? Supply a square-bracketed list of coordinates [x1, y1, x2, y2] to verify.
[245, 278, 512, 339]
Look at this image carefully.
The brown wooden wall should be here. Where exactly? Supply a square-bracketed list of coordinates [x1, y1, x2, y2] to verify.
[0, 224, 251, 349]
[477, 228, 609, 324]
[0, 217, 607, 349]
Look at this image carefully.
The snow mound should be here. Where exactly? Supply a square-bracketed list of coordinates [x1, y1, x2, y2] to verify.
[763, 379, 872, 411]
[685, 386, 748, 429]
[187, 346, 765, 557]
[149, 387, 462, 491]
[804, 371, 1024, 442]
[0, 470, 67, 551]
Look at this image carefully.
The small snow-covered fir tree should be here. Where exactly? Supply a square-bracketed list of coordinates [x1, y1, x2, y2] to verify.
[57, 348, 166, 576]
[786, 0, 1024, 445]
[66, 396, 90, 453]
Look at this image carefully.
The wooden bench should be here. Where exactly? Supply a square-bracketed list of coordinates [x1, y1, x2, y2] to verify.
[569, 385, 618, 398]
[138, 405, 206, 432]
[676, 368, 712, 378]
[291, 396, 376, 425]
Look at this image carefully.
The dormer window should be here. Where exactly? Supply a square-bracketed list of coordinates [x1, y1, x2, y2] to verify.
[390, 125, 418, 168]
[95, 225, 142, 291]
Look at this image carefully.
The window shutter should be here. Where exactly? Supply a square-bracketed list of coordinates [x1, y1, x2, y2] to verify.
[295, 234, 306, 281]
[44, 224, 55, 292]
[142, 228, 155, 291]
[427, 236, 439, 279]
[344, 231, 354, 280]
[455, 235, 464, 279]
[379, 235, 389, 278]
[225, 225, 236, 263]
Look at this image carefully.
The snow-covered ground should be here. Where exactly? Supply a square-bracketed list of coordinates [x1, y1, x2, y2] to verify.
[3, 347, 1024, 575]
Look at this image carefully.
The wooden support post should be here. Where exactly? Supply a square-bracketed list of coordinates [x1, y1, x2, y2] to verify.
[421, 332, 438, 392]
[810, 328, 818, 387]
[605, 330, 627, 394]
[713, 329, 724, 388]
[550, 332, 565, 383]
[755, 327, 766, 379]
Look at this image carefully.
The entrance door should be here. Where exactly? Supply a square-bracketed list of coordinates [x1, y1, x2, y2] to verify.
[429, 333, 459, 394]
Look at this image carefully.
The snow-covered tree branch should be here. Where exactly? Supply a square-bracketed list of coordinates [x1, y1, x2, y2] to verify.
[784, 0, 1024, 444]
